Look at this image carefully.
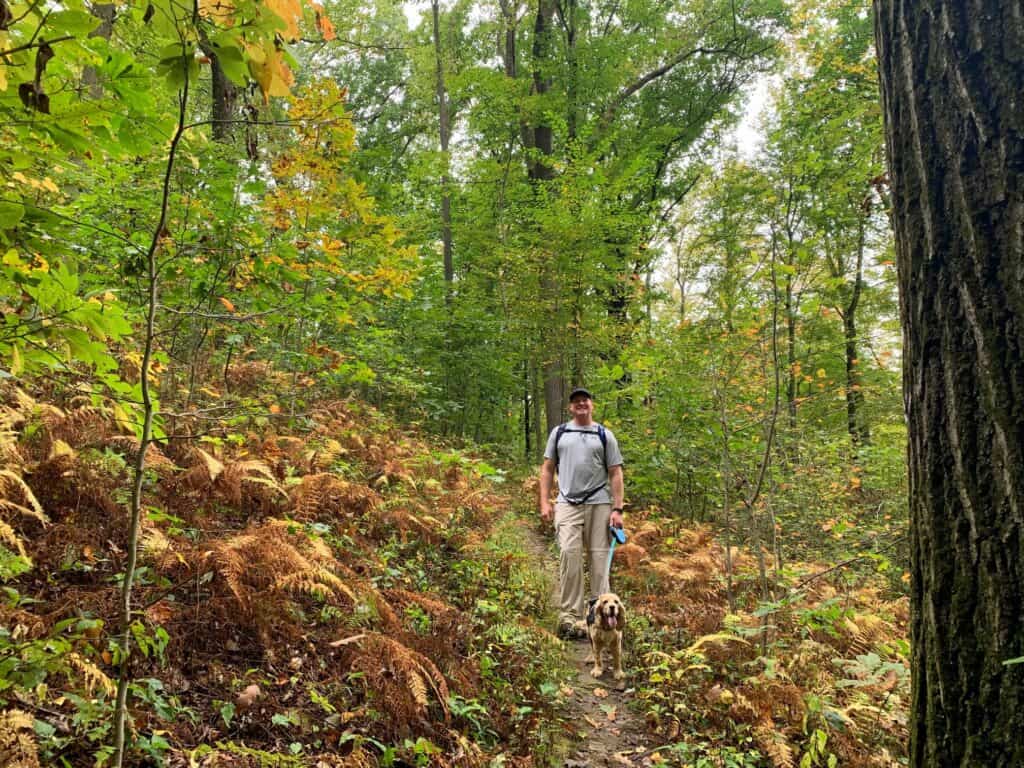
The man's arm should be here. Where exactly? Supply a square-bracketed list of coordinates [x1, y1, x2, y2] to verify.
[539, 458, 556, 522]
[608, 464, 624, 528]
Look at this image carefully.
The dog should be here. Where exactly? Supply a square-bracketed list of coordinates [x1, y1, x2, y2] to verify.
[585, 592, 625, 680]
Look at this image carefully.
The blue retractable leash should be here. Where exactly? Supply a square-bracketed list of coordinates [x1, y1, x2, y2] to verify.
[588, 525, 629, 625]
[607, 525, 627, 581]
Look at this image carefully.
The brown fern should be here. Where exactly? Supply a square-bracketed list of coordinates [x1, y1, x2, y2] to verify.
[290, 473, 381, 521]
[344, 632, 450, 724]
[0, 470, 48, 526]
[210, 519, 358, 614]
[755, 725, 796, 768]
[67, 652, 116, 697]
[0, 709, 40, 768]
[106, 436, 178, 474]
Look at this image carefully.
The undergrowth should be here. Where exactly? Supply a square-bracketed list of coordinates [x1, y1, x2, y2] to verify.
[610, 518, 909, 767]
[0, 368, 910, 767]
[0, 375, 570, 767]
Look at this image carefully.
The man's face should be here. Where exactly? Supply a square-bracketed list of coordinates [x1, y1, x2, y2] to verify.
[569, 396, 593, 420]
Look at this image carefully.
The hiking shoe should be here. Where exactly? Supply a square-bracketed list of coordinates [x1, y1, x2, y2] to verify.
[557, 622, 588, 641]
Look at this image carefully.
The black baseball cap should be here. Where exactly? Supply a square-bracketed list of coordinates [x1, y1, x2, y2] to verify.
[568, 387, 593, 401]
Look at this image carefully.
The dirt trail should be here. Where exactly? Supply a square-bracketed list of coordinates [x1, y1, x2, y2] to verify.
[524, 523, 654, 767]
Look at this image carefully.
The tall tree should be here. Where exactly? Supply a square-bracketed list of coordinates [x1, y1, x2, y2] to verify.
[432, 0, 454, 288]
[875, 0, 1024, 763]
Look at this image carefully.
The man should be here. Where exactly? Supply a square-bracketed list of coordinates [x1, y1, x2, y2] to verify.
[539, 387, 624, 640]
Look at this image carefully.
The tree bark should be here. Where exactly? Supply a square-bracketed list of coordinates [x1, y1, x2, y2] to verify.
[842, 216, 870, 448]
[81, 4, 116, 97]
[875, 0, 1024, 763]
[527, 0, 565, 434]
[432, 0, 454, 288]
[209, 53, 237, 142]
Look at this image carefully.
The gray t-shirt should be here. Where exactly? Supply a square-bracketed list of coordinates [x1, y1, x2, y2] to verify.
[544, 422, 623, 504]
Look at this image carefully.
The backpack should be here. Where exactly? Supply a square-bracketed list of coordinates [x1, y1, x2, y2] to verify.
[553, 422, 609, 505]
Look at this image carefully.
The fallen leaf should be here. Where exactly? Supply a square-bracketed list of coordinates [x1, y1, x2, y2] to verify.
[235, 683, 261, 710]
[605, 705, 618, 722]
[583, 714, 601, 728]
[593, 687, 609, 699]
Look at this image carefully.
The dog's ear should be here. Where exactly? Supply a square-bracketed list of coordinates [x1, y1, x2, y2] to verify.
[614, 598, 625, 621]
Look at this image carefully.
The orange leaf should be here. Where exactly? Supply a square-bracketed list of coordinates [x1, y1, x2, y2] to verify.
[313, 3, 336, 40]
[219, 297, 236, 313]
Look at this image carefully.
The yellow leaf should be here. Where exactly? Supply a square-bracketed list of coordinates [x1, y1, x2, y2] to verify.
[10, 344, 23, 375]
[248, 44, 295, 101]
[219, 296, 236, 313]
[264, 0, 302, 40]
[199, 0, 235, 24]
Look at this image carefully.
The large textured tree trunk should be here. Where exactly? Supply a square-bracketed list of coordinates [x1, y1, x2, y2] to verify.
[875, 1, 1024, 764]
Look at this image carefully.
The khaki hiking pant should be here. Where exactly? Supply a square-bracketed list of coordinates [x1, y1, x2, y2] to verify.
[554, 500, 612, 626]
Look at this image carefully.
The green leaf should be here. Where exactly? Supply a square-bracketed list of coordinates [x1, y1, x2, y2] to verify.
[46, 125, 92, 154]
[211, 44, 249, 86]
[0, 201, 25, 228]
[48, 10, 101, 36]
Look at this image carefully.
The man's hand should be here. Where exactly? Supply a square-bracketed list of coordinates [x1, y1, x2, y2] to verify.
[610, 509, 624, 529]
[539, 458, 556, 524]
[540, 501, 554, 523]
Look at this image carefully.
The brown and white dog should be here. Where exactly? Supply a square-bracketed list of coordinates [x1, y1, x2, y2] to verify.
[585, 592, 625, 680]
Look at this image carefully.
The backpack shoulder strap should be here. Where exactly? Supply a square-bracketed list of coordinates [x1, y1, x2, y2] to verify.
[553, 422, 569, 468]
[597, 424, 608, 468]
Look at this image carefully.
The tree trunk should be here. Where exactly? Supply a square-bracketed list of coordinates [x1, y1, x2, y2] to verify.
[784, 269, 797, 429]
[432, 0, 453, 287]
[82, 4, 116, 97]
[843, 217, 870, 448]
[209, 53, 237, 142]
[527, 0, 565, 434]
[875, 0, 1024, 763]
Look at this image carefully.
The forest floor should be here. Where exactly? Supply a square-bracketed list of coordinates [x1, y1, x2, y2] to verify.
[0, 381, 912, 767]
[522, 523, 653, 767]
